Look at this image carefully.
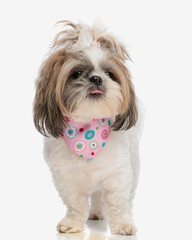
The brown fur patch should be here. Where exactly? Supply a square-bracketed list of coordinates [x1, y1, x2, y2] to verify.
[107, 56, 138, 130]
[33, 49, 70, 137]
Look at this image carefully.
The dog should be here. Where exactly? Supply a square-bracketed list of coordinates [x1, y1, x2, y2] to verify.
[33, 20, 140, 235]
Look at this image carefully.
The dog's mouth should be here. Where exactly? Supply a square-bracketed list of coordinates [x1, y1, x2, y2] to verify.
[90, 90, 103, 95]
[87, 86, 105, 98]
[87, 86, 105, 99]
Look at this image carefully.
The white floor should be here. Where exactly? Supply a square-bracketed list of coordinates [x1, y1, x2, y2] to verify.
[57, 220, 137, 240]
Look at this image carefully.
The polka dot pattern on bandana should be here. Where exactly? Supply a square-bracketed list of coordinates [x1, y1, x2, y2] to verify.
[61, 118, 111, 162]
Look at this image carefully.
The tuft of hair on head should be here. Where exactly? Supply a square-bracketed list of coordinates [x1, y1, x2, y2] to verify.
[52, 19, 131, 62]
[52, 20, 82, 49]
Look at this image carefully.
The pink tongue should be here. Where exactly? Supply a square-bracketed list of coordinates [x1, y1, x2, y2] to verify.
[91, 90, 103, 94]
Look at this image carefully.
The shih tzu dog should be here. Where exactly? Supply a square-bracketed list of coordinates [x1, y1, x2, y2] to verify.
[33, 20, 141, 235]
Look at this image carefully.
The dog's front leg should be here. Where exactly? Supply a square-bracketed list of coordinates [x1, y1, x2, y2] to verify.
[102, 173, 137, 235]
[57, 192, 89, 233]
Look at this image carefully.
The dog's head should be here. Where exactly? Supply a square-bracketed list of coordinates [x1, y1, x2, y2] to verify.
[33, 20, 138, 137]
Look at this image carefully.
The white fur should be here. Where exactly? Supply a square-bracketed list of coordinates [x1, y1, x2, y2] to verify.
[44, 125, 140, 235]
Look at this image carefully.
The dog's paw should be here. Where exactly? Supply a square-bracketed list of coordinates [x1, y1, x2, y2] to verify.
[57, 218, 84, 233]
[110, 222, 137, 235]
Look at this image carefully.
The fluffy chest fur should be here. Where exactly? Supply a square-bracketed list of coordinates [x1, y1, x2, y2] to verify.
[44, 128, 138, 193]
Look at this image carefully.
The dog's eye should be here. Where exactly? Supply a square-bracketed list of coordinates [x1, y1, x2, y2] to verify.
[70, 71, 83, 79]
[105, 72, 117, 81]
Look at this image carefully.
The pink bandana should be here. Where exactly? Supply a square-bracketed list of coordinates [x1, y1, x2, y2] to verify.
[61, 118, 111, 162]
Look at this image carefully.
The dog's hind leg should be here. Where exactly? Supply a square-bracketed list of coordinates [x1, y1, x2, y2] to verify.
[89, 188, 105, 220]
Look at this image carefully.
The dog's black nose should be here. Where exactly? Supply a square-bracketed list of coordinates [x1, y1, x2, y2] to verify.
[89, 75, 102, 86]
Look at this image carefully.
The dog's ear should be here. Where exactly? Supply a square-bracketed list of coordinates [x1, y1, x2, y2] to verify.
[33, 20, 81, 137]
[112, 76, 138, 131]
[33, 50, 69, 137]
[113, 64, 138, 131]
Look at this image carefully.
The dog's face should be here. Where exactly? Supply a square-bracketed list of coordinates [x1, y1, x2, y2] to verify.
[34, 21, 138, 137]
[61, 47, 125, 119]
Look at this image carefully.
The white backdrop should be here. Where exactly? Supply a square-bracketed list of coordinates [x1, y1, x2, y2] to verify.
[0, 1, 192, 240]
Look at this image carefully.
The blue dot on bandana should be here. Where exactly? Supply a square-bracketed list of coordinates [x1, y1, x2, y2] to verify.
[88, 158, 93, 162]
[85, 130, 95, 140]
[102, 143, 106, 147]
[108, 120, 111, 126]
[68, 130, 73, 135]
